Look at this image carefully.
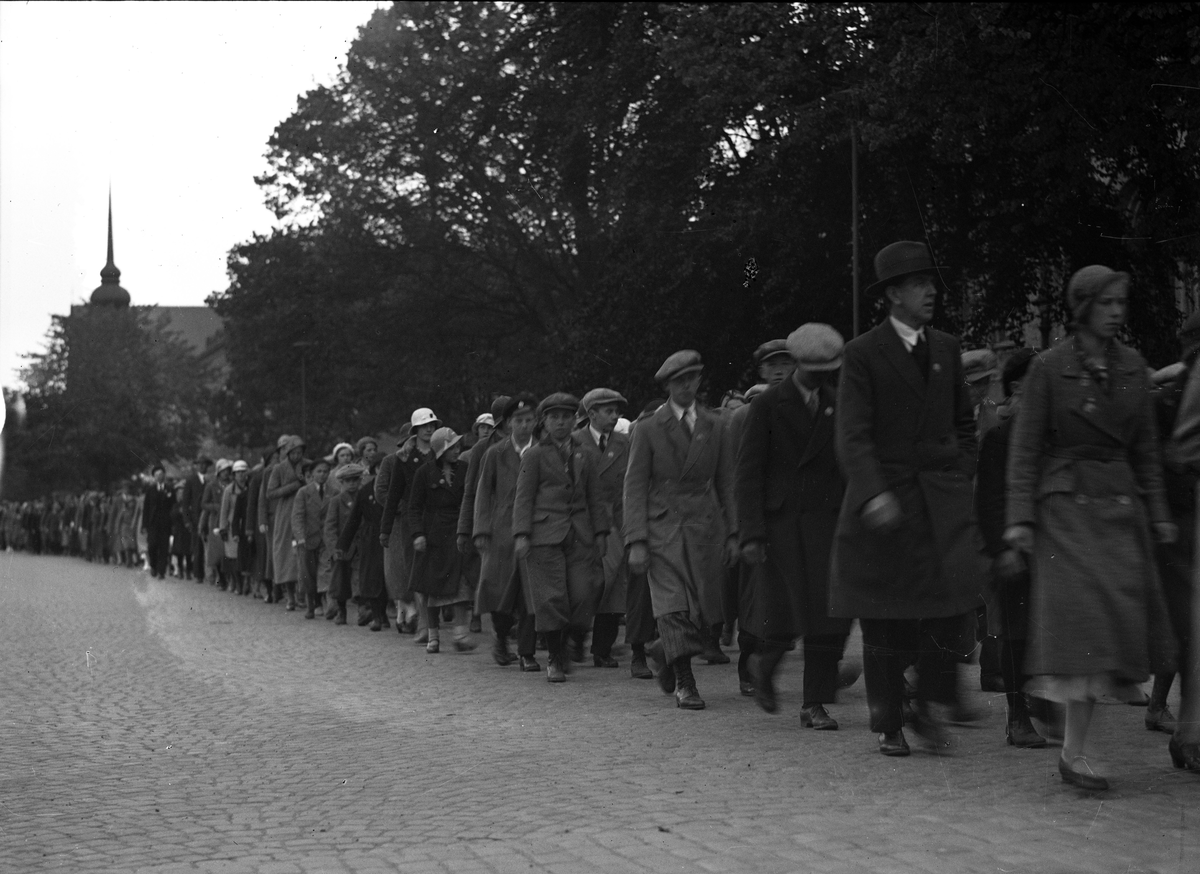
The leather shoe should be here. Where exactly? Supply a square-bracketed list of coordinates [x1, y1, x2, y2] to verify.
[369, 618, 382, 632]
[739, 680, 755, 697]
[546, 658, 566, 683]
[800, 704, 838, 730]
[1059, 755, 1108, 790]
[702, 644, 731, 665]
[357, 611, 372, 627]
[304, 606, 316, 620]
[469, 614, 482, 634]
[911, 703, 952, 752]
[426, 639, 440, 653]
[675, 683, 705, 710]
[1146, 705, 1177, 733]
[324, 607, 338, 621]
[593, 655, 618, 668]
[1168, 735, 1200, 770]
[453, 639, 477, 653]
[570, 637, 586, 663]
[334, 611, 346, 626]
[414, 631, 429, 645]
[492, 638, 516, 666]
[629, 654, 653, 680]
[878, 731, 910, 756]
[519, 656, 541, 673]
[1006, 716, 1047, 749]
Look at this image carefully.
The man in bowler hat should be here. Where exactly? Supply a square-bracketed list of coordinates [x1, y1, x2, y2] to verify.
[624, 351, 739, 710]
[830, 241, 987, 756]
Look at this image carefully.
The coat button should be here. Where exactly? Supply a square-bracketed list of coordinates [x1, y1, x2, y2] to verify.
[1075, 494, 1088, 504]
[1116, 495, 1131, 505]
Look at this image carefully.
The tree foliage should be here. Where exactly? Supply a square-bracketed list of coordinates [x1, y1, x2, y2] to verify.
[211, 1, 1200, 441]
[2, 307, 210, 499]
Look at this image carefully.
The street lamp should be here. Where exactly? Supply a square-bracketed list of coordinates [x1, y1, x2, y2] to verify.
[292, 340, 319, 444]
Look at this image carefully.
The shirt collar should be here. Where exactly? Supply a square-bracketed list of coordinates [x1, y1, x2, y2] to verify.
[588, 425, 606, 446]
[667, 399, 696, 421]
[793, 377, 818, 406]
[889, 315, 925, 351]
[511, 435, 532, 457]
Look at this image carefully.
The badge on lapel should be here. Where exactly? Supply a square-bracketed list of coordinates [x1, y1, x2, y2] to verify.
[932, 363, 942, 374]
[824, 407, 833, 416]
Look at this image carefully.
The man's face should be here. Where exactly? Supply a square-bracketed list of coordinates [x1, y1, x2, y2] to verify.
[758, 355, 795, 387]
[589, 403, 621, 436]
[666, 371, 702, 409]
[544, 410, 575, 442]
[234, 470, 248, 487]
[313, 463, 330, 485]
[794, 365, 838, 392]
[510, 410, 536, 443]
[887, 273, 937, 327]
[341, 476, 362, 495]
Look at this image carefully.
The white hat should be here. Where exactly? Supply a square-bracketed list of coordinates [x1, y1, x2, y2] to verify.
[474, 413, 495, 429]
[232, 460, 248, 473]
[411, 408, 440, 428]
[215, 458, 233, 474]
[613, 417, 632, 435]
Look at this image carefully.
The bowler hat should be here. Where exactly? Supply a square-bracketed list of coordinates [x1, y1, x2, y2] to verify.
[867, 241, 946, 295]
[655, 350, 703, 383]
[753, 339, 790, 366]
[538, 392, 580, 417]
[580, 388, 627, 412]
[786, 323, 844, 372]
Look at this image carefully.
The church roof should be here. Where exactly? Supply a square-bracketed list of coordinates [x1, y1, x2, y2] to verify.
[90, 193, 130, 307]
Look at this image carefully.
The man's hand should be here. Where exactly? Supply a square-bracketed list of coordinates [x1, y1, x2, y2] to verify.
[861, 491, 902, 531]
[741, 541, 767, 565]
[514, 535, 531, 560]
[473, 534, 490, 552]
[413, 535, 427, 553]
[628, 541, 648, 574]
[456, 534, 470, 554]
[259, 524, 268, 534]
[1003, 524, 1034, 554]
[991, 549, 1025, 583]
[723, 535, 740, 567]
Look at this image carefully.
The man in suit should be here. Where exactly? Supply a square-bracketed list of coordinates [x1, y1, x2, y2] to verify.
[573, 388, 630, 668]
[624, 351, 739, 710]
[513, 392, 609, 682]
[736, 324, 852, 727]
[182, 457, 211, 582]
[141, 463, 173, 579]
[831, 241, 987, 756]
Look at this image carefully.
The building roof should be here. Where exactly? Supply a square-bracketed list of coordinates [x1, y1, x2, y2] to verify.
[90, 194, 130, 307]
[150, 306, 224, 356]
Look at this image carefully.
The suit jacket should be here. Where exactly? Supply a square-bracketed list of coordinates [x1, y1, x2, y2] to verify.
[623, 402, 736, 620]
[291, 481, 330, 549]
[513, 435, 608, 547]
[573, 427, 631, 613]
[182, 471, 205, 532]
[830, 319, 986, 619]
[735, 376, 848, 639]
[142, 484, 172, 535]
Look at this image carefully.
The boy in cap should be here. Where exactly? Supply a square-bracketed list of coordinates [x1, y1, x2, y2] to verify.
[325, 462, 366, 625]
[736, 324, 852, 726]
[573, 388, 630, 667]
[624, 351, 739, 710]
[292, 457, 332, 619]
[513, 393, 609, 682]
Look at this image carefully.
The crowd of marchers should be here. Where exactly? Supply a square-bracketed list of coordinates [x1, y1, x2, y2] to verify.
[5, 239, 1200, 794]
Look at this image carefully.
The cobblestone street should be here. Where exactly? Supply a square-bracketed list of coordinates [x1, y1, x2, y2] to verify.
[2, 551, 1197, 874]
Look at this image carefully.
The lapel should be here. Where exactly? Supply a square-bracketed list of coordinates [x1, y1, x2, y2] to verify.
[1059, 342, 1132, 444]
[656, 404, 692, 466]
[798, 382, 836, 468]
[876, 320, 927, 402]
[682, 407, 714, 476]
[539, 437, 572, 488]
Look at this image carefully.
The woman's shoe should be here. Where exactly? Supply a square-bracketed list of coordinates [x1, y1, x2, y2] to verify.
[1168, 736, 1200, 770]
[1145, 705, 1177, 733]
[426, 639, 440, 653]
[1059, 756, 1108, 791]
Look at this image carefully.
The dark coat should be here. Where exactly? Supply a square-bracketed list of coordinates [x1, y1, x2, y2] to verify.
[473, 438, 526, 614]
[408, 457, 469, 599]
[735, 376, 850, 640]
[142, 484, 173, 536]
[830, 320, 988, 619]
[572, 427, 630, 613]
[623, 403, 737, 622]
[182, 471, 205, 534]
[338, 476, 385, 600]
[1007, 337, 1172, 679]
[381, 443, 434, 599]
[324, 486, 359, 601]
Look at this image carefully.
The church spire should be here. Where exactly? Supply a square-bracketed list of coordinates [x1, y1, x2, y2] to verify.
[91, 188, 130, 307]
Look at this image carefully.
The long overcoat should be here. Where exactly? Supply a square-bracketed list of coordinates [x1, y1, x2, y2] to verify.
[324, 486, 360, 602]
[338, 476, 385, 600]
[1007, 338, 1172, 680]
[830, 320, 987, 619]
[735, 376, 851, 640]
[381, 443, 434, 601]
[622, 403, 736, 624]
[408, 457, 469, 599]
[266, 459, 303, 584]
[572, 427, 630, 614]
[473, 438, 525, 614]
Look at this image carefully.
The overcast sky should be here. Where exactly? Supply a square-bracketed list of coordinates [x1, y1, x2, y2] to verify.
[0, 0, 381, 388]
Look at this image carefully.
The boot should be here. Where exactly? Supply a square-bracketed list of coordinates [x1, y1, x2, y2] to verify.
[646, 638, 675, 694]
[304, 593, 316, 620]
[285, 582, 296, 611]
[1146, 673, 1178, 733]
[737, 631, 758, 697]
[673, 658, 705, 710]
[469, 612, 483, 634]
[753, 645, 786, 714]
[701, 624, 730, 665]
[629, 645, 653, 680]
[426, 627, 440, 652]
[334, 601, 347, 626]
[1005, 693, 1047, 748]
[493, 632, 516, 666]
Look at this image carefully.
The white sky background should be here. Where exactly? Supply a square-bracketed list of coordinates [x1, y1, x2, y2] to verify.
[0, 0, 382, 388]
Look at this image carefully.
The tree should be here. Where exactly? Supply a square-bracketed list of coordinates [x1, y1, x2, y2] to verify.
[2, 306, 211, 498]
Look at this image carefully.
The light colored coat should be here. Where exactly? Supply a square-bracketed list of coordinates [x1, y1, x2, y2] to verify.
[573, 427, 630, 613]
[266, 459, 303, 583]
[623, 403, 736, 622]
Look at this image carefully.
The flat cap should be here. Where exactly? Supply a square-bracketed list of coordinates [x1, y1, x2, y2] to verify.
[655, 350, 703, 383]
[786, 323, 844, 372]
[753, 339, 790, 366]
[503, 392, 539, 420]
[743, 383, 769, 402]
[335, 462, 366, 480]
[537, 392, 581, 417]
[961, 349, 999, 383]
[580, 388, 628, 411]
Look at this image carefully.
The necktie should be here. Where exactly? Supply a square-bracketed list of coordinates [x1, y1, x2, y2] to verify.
[319, 485, 324, 500]
[911, 333, 930, 378]
[681, 411, 693, 439]
[598, 434, 607, 454]
[807, 391, 819, 416]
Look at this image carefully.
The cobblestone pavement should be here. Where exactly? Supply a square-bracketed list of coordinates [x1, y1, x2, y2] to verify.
[1, 551, 1197, 874]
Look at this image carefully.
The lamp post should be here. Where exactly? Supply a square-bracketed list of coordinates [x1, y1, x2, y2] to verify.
[292, 340, 319, 444]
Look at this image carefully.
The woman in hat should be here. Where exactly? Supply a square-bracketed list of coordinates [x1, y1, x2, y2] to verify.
[326, 462, 366, 625]
[336, 451, 388, 631]
[201, 460, 233, 588]
[114, 483, 140, 567]
[220, 460, 253, 596]
[1006, 265, 1177, 790]
[267, 437, 307, 610]
[408, 427, 476, 653]
[169, 483, 192, 578]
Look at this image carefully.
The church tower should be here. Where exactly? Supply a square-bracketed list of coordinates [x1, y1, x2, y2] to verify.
[89, 192, 130, 307]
